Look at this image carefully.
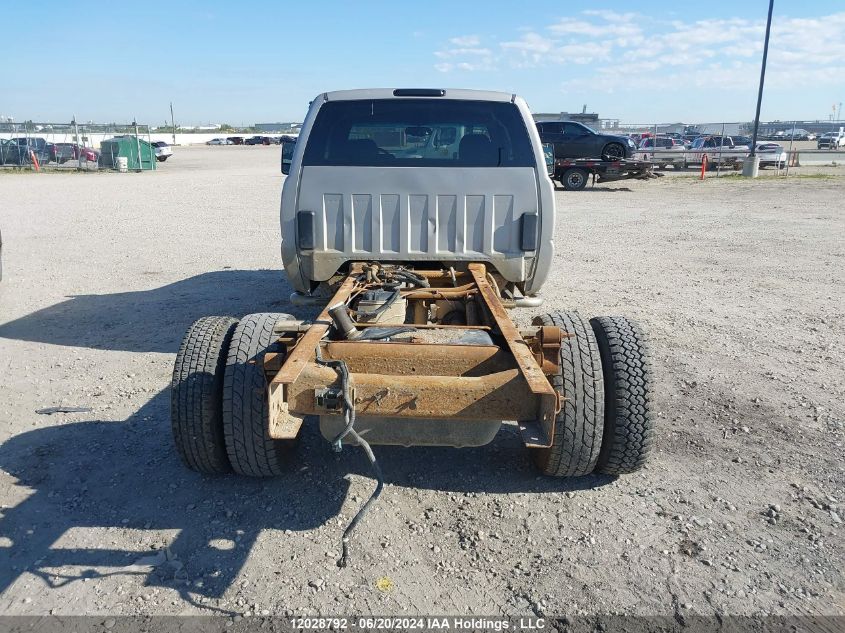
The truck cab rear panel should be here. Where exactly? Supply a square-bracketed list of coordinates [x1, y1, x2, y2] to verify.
[280, 89, 555, 297]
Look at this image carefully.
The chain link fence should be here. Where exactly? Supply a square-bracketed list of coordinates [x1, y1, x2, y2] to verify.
[534, 115, 844, 176]
[599, 119, 844, 176]
[4, 116, 843, 175]
[0, 121, 154, 171]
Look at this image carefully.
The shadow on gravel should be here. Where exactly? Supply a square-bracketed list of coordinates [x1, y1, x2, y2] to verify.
[0, 390, 613, 608]
[554, 186, 634, 192]
[0, 267, 614, 609]
[0, 269, 305, 353]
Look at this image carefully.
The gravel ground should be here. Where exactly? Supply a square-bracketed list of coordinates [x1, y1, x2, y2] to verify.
[0, 146, 842, 619]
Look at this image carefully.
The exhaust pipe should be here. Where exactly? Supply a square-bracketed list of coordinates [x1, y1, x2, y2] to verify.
[513, 296, 544, 308]
[502, 295, 545, 309]
[289, 291, 324, 306]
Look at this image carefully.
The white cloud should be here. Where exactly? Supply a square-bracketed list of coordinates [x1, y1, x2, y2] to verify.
[448, 35, 481, 47]
[432, 8, 845, 105]
[434, 47, 492, 59]
[433, 34, 496, 72]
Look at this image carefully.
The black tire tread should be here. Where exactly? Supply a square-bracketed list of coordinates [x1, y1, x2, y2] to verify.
[591, 316, 654, 475]
[561, 168, 589, 191]
[532, 311, 604, 476]
[602, 142, 625, 161]
[171, 316, 238, 474]
[223, 312, 294, 477]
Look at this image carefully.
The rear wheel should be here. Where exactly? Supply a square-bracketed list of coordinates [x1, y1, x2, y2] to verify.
[601, 142, 625, 161]
[530, 311, 604, 477]
[171, 316, 238, 474]
[561, 167, 589, 191]
[223, 312, 297, 477]
[590, 316, 654, 475]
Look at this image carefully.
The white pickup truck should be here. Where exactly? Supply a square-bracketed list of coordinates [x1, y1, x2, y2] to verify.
[635, 136, 687, 169]
[686, 136, 750, 169]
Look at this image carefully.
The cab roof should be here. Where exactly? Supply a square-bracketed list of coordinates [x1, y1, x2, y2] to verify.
[321, 88, 516, 103]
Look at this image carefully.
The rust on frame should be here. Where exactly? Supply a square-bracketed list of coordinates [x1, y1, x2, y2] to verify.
[468, 263, 559, 447]
[288, 364, 537, 421]
[265, 264, 559, 447]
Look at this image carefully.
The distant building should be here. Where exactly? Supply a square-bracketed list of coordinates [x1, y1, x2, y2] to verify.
[533, 112, 600, 125]
[532, 106, 600, 126]
[178, 124, 221, 131]
[254, 122, 302, 132]
[697, 123, 742, 136]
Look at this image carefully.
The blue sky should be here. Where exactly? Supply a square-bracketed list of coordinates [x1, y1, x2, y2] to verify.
[2, 1, 843, 126]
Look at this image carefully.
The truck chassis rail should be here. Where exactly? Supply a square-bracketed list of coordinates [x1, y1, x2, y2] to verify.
[265, 263, 561, 449]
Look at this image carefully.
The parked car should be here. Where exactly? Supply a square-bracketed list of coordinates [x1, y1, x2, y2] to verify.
[206, 138, 232, 145]
[151, 141, 173, 161]
[636, 136, 687, 169]
[535, 121, 636, 161]
[638, 136, 683, 149]
[48, 143, 99, 164]
[245, 136, 272, 145]
[753, 143, 787, 169]
[226, 136, 244, 145]
[79, 146, 99, 162]
[686, 136, 750, 168]
[8, 137, 52, 165]
[0, 139, 20, 165]
[817, 131, 845, 149]
[49, 143, 87, 163]
[770, 128, 814, 141]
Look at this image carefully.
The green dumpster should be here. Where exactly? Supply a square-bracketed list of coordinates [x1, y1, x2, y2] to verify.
[99, 136, 157, 171]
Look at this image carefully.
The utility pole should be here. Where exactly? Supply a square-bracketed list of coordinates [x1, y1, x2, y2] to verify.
[170, 102, 176, 145]
[744, 0, 774, 178]
[73, 115, 80, 172]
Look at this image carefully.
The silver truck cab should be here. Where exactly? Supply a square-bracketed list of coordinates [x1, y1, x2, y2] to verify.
[280, 88, 555, 299]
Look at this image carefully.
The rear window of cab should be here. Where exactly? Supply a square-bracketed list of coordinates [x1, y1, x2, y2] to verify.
[302, 99, 535, 167]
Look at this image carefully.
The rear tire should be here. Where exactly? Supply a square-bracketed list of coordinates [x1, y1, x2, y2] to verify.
[590, 316, 654, 475]
[171, 316, 238, 474]
[561, 168, 589, 191]
[530, 311, 604, 477]
[223, 312, 297, 477]
[601, 143, 625, 161]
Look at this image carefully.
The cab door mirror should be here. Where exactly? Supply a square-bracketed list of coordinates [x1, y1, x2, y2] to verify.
[281, 141, 295, 175]
[542, 142, 555, 176]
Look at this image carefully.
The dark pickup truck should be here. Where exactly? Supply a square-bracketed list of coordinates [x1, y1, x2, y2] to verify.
[7, 137, 53, 164]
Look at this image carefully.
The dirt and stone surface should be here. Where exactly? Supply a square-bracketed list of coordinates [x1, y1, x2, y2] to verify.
[0, 146, 842, 619]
